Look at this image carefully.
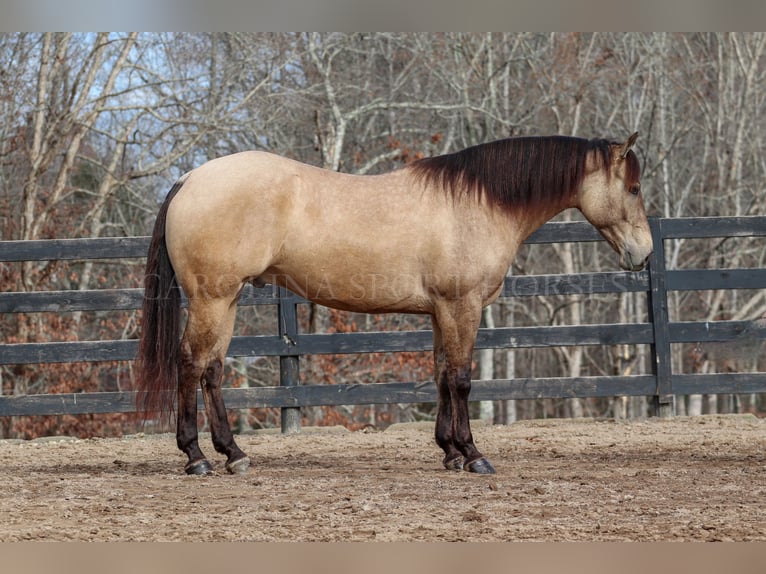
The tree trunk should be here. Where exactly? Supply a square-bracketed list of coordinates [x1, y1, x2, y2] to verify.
[478, 305, 495, 424]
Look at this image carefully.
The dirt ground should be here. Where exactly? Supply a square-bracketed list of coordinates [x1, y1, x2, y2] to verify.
[0, 414, 763, 542]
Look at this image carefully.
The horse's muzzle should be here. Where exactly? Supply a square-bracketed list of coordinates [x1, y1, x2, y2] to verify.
[622, 249, 652, 272]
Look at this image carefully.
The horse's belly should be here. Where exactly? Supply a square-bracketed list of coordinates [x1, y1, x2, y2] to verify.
[262, 267, 433, 314]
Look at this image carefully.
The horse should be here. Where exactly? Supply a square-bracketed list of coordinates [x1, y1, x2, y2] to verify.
[136, 132, 652, 476]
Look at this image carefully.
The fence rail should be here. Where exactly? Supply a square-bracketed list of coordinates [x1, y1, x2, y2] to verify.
[1, 216, 765, 427]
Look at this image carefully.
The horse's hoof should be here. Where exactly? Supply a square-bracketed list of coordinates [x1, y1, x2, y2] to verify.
[185, 459, 214, 475]
[465, 457, 496, 474]
[225, 456, 251, 475]
[443, 456, 464, 471]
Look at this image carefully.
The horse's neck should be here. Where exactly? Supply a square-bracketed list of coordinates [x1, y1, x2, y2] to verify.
[513, 199, 576, 245]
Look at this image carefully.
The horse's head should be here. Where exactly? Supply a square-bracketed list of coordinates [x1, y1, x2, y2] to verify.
[578, 132, 653, 271]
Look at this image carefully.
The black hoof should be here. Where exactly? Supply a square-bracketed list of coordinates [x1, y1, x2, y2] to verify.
[465, 457, 496, 474]
[443, 456, 464, 471]
[225, 456, 251, 475]
[185, 459, 214, 475]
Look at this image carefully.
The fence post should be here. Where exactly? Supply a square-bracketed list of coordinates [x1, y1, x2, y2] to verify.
[647, 217, 674, 418]
[278, 287, 301, 433]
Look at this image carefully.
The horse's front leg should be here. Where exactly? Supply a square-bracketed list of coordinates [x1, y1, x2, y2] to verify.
[449, 360, 495, 474]
[432, 320, 464, 471]
[432, 301, 496, 475]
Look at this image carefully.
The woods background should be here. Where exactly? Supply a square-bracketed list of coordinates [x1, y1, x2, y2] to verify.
[1, 32, 764, 438]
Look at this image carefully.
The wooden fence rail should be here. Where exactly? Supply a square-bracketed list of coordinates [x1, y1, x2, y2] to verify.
[1, 216, 765, 430]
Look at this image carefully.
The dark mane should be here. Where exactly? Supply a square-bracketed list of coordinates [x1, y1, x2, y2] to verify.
[410, 136, 622, 212]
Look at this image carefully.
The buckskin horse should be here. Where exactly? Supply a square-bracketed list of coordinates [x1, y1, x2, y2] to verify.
[136, 133, 652, 476]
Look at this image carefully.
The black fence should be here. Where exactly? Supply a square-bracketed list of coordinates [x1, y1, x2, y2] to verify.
[1, 216, 765, 430]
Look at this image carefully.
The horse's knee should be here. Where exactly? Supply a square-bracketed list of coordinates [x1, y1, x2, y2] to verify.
[202, 358, 223, 390]
[454, 377, 471, 395]
[453, 364, 472, 394]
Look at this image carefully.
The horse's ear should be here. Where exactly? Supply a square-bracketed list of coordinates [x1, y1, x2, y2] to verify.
[619, 132, 639, 159]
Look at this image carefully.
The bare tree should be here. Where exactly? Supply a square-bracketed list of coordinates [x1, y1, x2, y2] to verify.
[2, 33, 764, 435]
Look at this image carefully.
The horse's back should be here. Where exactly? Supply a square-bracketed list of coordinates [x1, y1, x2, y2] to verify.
[164, 150, 514, 311]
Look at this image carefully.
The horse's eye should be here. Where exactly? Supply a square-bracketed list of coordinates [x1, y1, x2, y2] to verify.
[628, 183, 640, 196]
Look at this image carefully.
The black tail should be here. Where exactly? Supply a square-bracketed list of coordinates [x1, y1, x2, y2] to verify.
[135, 180, 185, 423]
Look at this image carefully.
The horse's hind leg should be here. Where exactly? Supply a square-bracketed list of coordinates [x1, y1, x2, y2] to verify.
[176, 348, 210, 474]
[178, 297, 249, 475]
[199, 301, 250, 474]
